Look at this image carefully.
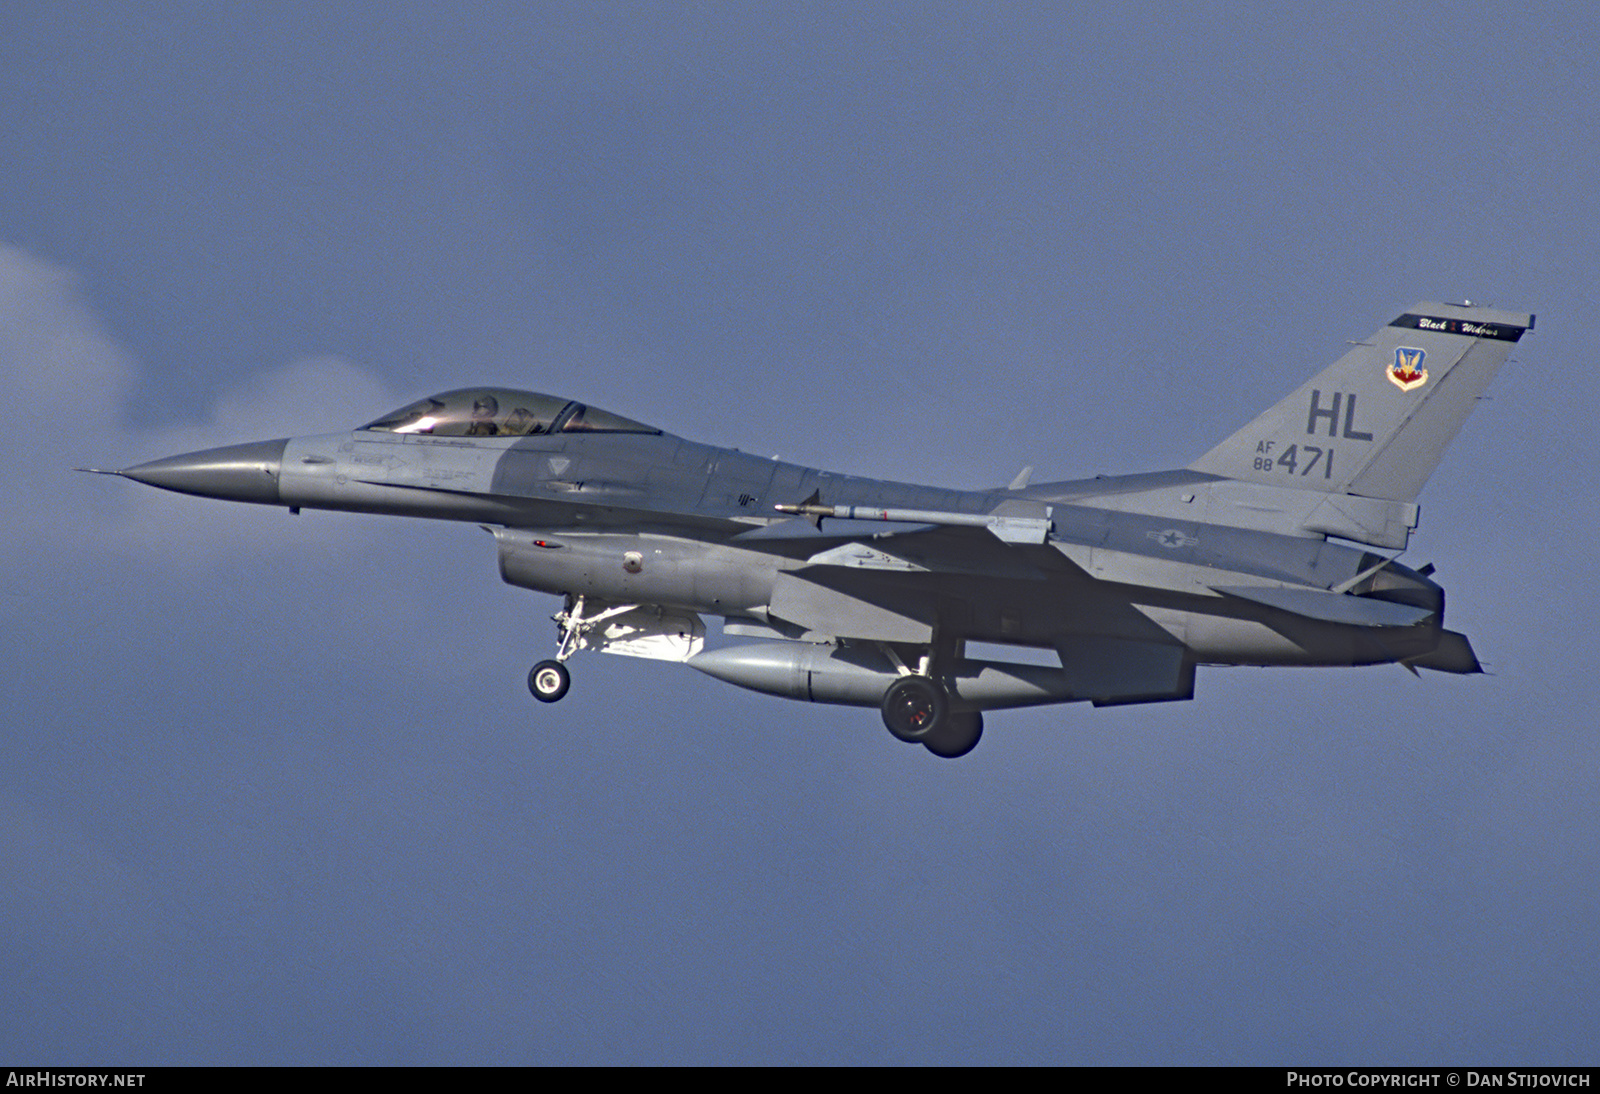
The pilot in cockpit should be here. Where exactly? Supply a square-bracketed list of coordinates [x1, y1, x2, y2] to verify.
[467, 394, 501, 435]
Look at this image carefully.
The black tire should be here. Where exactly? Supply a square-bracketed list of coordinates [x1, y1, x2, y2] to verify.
[880, 675, 947, 742]
[923, 711, 983, 759]
[528, 659, 571, 703]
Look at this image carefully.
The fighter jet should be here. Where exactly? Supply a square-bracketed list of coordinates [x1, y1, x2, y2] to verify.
[97, 302, 1531, 758]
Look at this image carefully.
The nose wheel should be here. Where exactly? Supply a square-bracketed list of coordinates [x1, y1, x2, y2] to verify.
[528, 659, 571, 703]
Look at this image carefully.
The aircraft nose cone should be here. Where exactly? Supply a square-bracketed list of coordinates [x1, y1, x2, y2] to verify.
[121, 438, 288, 505]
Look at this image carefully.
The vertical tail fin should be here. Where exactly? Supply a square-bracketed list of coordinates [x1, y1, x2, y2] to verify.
[1189, 302, 1533, 502]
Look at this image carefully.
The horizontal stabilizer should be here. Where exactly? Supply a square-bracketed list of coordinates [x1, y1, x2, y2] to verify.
[1213, 585, 1433, 628]
[1404, 630, 1482, 674]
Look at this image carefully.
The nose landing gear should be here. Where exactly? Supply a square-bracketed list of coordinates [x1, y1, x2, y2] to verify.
[524, 595, 708, 704]
[528, 660, 571, 702]
[525, 595, 591, 704]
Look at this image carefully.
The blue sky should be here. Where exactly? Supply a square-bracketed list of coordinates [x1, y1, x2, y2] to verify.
[2, 1, 1595, 1064]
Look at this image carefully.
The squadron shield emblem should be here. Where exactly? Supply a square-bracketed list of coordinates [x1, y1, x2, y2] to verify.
[1388, 347, 1428, 391]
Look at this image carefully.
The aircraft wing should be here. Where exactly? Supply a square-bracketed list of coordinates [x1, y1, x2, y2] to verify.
[746, 521, 1197, 706]
[752, 521, 1124, 648]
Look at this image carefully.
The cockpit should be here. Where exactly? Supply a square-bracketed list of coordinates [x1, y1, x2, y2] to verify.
[361, 388, 660, 438]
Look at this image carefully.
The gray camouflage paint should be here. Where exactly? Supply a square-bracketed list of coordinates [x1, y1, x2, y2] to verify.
[117, 302, 1530, 740]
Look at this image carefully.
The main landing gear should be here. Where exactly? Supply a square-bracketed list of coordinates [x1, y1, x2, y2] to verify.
[879, 674, 983, 759]
[881, 675, 946, 741]
[924, 711, 983, 759]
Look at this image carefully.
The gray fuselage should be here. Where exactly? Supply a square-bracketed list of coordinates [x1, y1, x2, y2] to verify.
[245, 424, 1443, 673]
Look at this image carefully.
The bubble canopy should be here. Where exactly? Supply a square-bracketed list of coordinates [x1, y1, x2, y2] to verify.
[361, 388, 659, 438]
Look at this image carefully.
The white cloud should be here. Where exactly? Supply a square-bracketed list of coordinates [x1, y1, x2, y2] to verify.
[0, 245, 136, 468]
[0, 244, 402, 556]
[151, 355, 402, 455]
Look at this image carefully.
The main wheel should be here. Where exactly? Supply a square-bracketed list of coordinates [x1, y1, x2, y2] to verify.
[528, 659, 571, 703]
[923, 711, 983, 759]
[881, 675, 947, 742]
